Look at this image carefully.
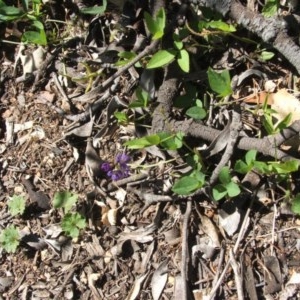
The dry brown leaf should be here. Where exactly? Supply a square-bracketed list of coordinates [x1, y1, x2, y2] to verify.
[287, 270, 300, 285]
[243, 88, 300, 125]
[272, 89, 300, 123]
[151, 260, 168, 300]
[218, 208, 241, 236]
[264, 255, 282, 295]
[243, 91, 274, 105]
[126, 272, 149, 300]
[106, 208, 119, 226]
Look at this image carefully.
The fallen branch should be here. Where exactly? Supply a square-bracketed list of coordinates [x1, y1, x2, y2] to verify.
[201, 0, 300, 74]
[181, 200, 192, 300]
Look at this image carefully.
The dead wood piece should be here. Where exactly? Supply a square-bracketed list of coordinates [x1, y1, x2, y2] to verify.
[187, 119, 300, 161]
[244, 262, 259, 300]
[151, 65, 180, 134]
[106, 172, 149, 192]
[209, 108, 242, 185]
[212, 242, 226, 289]
[229, 249, 244, 300]
[181, 200, 192, 300]
[203, 0, 300, 74]
[127, 186, 173, 213]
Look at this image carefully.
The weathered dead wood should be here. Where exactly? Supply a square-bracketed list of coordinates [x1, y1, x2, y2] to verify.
[200, 0, 300, 74]
[152, 80, 300, 161]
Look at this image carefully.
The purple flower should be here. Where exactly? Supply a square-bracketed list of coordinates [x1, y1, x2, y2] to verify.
[115, 153, 130, 164]
[110, 170, 123, 181]
[120, 164, 130, 176]
[100, 152, 131, 181]
[101, 162, 112, 172]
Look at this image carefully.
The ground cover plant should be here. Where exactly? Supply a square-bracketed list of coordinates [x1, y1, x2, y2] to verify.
[1, 0, 300, 299]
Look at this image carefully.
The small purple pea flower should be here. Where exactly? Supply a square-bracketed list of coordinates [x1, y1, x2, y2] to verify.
[110, 170, 124, 181]
[100, 153, 131, 181]
[101, 162, 112, 172]
[115, 153, 131, 164]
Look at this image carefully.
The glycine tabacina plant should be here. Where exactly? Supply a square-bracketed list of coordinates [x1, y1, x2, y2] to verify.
[101, 153, 131, 181]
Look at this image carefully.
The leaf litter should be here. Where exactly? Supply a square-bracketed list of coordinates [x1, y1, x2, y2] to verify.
[1, 1, 300, 299]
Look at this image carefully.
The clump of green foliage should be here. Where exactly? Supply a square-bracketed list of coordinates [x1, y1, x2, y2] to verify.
[53, 191, 86, 239]
[0, 0, 107, 45]
[0, 195, 25, 253]
[0, 191, 86, 253]
[7, 194, 26, 216]
[0, 0, 47, 45]
[0, 225, 20, 253]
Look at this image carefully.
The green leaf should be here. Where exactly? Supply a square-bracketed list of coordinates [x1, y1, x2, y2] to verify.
[262, 114, 276, 134]
[207, 67, 232, 97]
[269, 160, 300, 174]
[115, 51, 136, 66]
[185, 153, 202, 170]
[234, 160, 250, 174]
[22, 0, 29, 12]
[235, 151, 258, 174]
[259, 51, 274, 61]
[186, 106, 206, 120]
[172, 174, 203, 195]
[291, 194, 300, 215]
[0, 4, 23, 16]
[0, 225, 20, 253]
[193, 170, 206, 183]
[61, 212, 86, 238]
[173, 33, 183, 50]
[262, 0, 279, 17]
[245, 149, 257, 166]
[7, 195, 26, 216]
[144, 11, 157, 37]
[226, 181, 241, 197]
[53, 191, 78, 213]
[195, 99, 203, 107]
[128, 100, 147, 108]
[207, 20, 236, 32]
[147, 50, 176, 69]
[118, 51, 136, 59]
[32, 20, 44, 30]
[212, 184, 227, 201]
[253, 161, 269, 173]
[158, 132, 184, 150]
[218, 166, 231, 184]
[177, 49, 190, 73]
[155, 7, 166, 39]
[125, 134, 161, 149]
[114, 111, 129, 124]
[80, 0, 107, 15]
[275, 113, 292, 131]
[22, 30, 47, 45]
[129, 87, 149, 108]
[144, 8, 166, 40]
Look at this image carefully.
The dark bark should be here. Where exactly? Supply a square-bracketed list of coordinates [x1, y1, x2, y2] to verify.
[150, 64, 300, 161]
[201, 0, 300, 74]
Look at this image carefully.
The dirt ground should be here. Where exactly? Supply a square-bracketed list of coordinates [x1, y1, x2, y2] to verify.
[1, 1, 300, 299]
